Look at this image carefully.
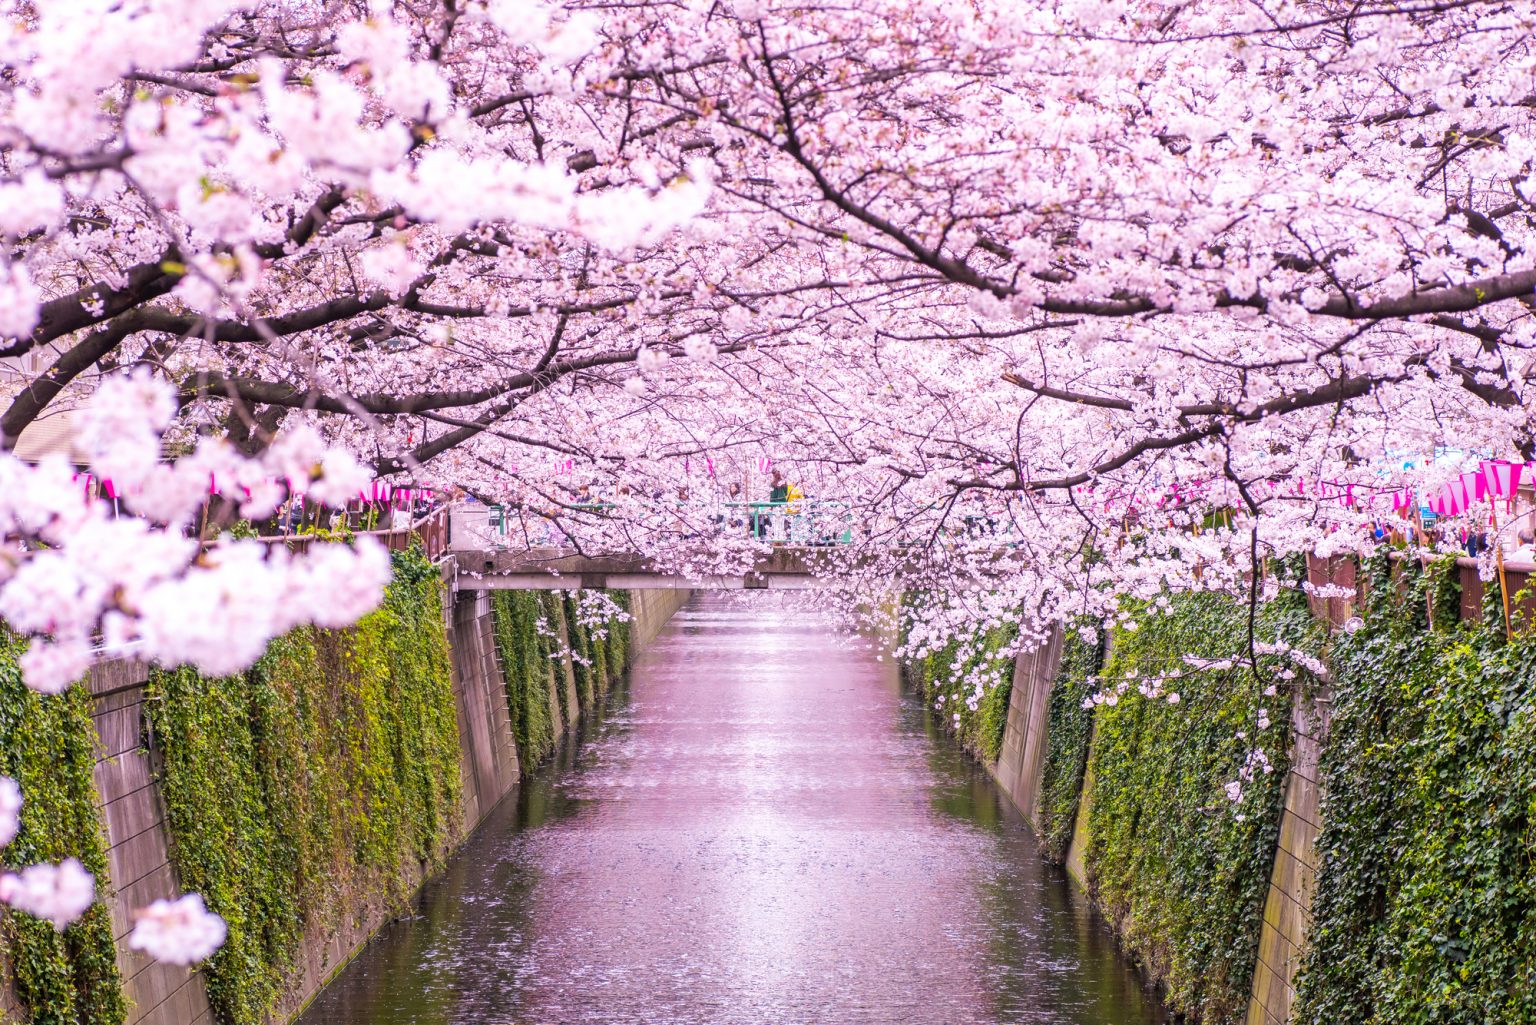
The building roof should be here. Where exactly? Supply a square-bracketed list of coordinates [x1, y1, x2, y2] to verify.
[13, 410, 86, 464]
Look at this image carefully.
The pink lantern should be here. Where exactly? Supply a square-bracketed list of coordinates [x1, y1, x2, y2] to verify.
[1442, 478, 1472, 516]
[1459, 472, 1485, 509]
[1481, 460, 1524, 509]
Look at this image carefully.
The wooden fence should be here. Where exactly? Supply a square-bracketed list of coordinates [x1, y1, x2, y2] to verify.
[257, 505, 451, 562]
[1305, 551, 1536, 633]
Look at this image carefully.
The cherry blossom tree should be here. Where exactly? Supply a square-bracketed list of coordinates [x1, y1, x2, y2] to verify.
[2, 0, 1536, 953]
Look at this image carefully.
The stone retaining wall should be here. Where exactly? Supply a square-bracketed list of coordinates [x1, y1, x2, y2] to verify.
[4, 578, 687, 1025]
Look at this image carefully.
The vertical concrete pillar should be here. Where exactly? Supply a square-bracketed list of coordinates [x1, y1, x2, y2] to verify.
[1246, 688, 1330, 1025]
[1063, 733, 1096, 890]
[988, 624, 1064, 833]
[551, 597, 580, 726]
[448, 591, 520, 827]
[88, 660, 215, 1025]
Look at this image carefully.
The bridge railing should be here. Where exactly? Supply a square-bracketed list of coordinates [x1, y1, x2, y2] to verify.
[449, 499, 865, 551]
[445, 500, 1038, 553]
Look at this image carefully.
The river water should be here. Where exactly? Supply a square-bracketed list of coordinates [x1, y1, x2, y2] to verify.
[297, 593, 1167, 1025]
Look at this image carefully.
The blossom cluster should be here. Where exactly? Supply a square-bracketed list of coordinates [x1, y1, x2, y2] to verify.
[0, 373, 390, 693]
[128, 894, 228, 966]
[1224, 747, 1276, 812]
[1082, 669, 1182, 709]
[0, 859, 95, 931]
[0, 775, 19, 854]
[1076, 633, 1319, 817]
[0, 373, 388, 958]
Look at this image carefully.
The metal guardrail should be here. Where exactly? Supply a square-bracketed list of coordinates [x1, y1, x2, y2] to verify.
[455, 499, 863, 550]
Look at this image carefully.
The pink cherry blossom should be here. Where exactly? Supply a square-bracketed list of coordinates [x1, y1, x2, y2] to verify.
[0, 859, 95, 931]
[0, 776, 20, 848]
[128, 894, 228, 965]
[0, 0, 1533, 931]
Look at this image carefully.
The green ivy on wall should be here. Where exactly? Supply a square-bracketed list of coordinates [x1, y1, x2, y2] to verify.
[1082, 586, 1319, 1025]
[899, 598, 1019, 764]
[589, 614, 611, 700]
[540, 593, 573, 728]
[491, 591, 557, 769]
[607, 592, 632, 681]
[562, 593, 597, 708]
[1036, 623, 1103, 862]
[0, 634, 126, 1025]
[145, 547, 462, 1025]
[1294, 556, 1536, 1025]
[492, 590, 634, 772]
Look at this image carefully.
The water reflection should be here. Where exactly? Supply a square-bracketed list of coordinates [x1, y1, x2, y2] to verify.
[297, 593, 1166, 1025]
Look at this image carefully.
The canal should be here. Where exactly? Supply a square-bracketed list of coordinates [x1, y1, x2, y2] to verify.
[296, 593, 1167, 1025]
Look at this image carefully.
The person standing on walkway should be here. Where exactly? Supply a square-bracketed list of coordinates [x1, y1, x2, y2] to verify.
[763, 471, 790, 540]
[768, 471, 789, 504]
[784, 478, 805, 541]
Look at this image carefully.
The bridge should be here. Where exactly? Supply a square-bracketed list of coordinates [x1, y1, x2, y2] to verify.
[257, 501, 1022, 589]
[254, 502, 873, 589]
[439, 501, 1021, 590]
[444, 500, 866, 591]
[451, 546, 840, 591]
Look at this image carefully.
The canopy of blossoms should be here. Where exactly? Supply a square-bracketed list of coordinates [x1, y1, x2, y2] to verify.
[2, 0, 1535, 955]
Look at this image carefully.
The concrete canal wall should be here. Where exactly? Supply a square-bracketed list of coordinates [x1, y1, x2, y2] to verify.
[1246, 686, 1328, 1025]
[89, 659, 214, 1025]
[0, 557, 689, 1025]
[971, 552, 1535, 1025]
[987, 636, 1330, 1025]
[989, 625, 1064, 835]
